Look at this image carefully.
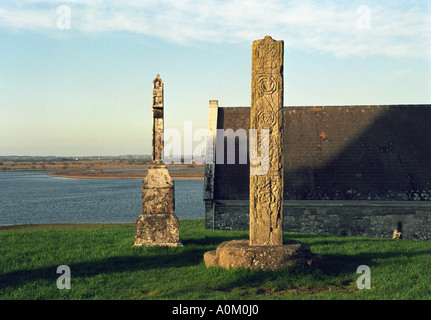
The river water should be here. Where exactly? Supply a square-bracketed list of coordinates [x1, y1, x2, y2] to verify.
[0, 172, 204, 226]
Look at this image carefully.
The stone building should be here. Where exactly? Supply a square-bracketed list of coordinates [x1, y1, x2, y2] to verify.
[204, 102, 431, 240]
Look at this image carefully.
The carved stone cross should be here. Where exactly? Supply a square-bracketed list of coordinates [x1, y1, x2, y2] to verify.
[203, 37, 321, 270]
[134, 74, 181, 247]
[249, 36, 284, 246]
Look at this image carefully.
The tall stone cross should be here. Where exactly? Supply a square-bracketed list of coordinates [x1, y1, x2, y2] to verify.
[204, 36, 321, 270]
[152, 74, 164, 165]
[134, 74, 182, 247]
[249, 36, 284, 246]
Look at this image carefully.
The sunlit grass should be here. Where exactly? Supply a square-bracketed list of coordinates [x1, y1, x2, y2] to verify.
[1, 219, 430, 300]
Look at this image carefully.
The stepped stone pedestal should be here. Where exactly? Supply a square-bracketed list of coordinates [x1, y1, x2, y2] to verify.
[134, 165, 182, 247]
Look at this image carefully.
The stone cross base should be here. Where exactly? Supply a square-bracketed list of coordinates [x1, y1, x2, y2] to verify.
[134, 165, 182, 247]
[203, 240, 322, 271]
[134, 213, 182, 247]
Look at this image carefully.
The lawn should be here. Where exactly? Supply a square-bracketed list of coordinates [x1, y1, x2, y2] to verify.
[1, 219, 430, 300]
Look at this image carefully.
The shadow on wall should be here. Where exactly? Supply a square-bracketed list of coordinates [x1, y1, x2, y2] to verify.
[285, 105, 431, 201]
[213, 105, 431, 202]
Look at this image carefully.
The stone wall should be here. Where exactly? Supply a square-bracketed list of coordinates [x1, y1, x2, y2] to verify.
[211, 200, 431, 241]
[205, 104, 431, 240]
[213, 107, 250, 200]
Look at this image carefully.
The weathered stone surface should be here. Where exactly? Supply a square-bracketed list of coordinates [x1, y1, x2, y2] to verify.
[249, 36, 284, 246]
[135, 166, 182, 247]
[152, 74, 164, 165]
[204, 36, 322, 270]
[209, 200, 431, 241]
[142, 166, 174, 214]
[392, 229, 402, 239]
[204, 240, 322, 271]
[203, 100, 218, 201]
[135, 213, 181, 247]
[134, 74, 181, 247]
[204, 100, 219, 230]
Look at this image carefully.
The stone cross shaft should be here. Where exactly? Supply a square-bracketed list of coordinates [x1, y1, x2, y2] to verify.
[203, 36, 321, 270]
[249, 36, 284, 246]
[152, 74, 164, 165]
[134, 74, 181, 247]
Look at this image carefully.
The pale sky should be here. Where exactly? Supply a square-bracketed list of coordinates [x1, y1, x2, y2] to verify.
[1, 0, 430, 156]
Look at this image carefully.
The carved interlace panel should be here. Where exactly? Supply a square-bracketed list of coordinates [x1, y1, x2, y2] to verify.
[249, 36, 284, 246]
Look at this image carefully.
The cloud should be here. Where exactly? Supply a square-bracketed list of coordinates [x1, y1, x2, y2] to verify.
[0, 0, 430, 58]
[392, 69, 411, 77]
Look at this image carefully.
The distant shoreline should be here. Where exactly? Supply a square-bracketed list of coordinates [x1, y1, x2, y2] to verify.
[0, 223, 135, 231]
[48, 170, 204, 180]
[1, 159, 204, 180]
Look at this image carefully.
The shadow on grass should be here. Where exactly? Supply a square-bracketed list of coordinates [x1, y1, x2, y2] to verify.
[0, 248, 206, 291]
[284, 233, 431, 274]
[2, 233, 430, 294]
[0, 234, 244, 291]
[286, 232, 386, 244]
[182, 234, 247, 246]
[316, 248, 431, 278]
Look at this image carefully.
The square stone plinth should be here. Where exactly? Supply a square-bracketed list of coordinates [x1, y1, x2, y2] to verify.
[134, 165, 182, 247]
[204, 240, 322, 271]
[134, 213, 182, 247]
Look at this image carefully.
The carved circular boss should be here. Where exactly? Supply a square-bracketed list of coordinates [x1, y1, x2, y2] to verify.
[257, 74, 277, 95]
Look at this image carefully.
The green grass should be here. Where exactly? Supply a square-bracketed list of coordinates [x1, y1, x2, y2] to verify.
[1, 219, 430, 300]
